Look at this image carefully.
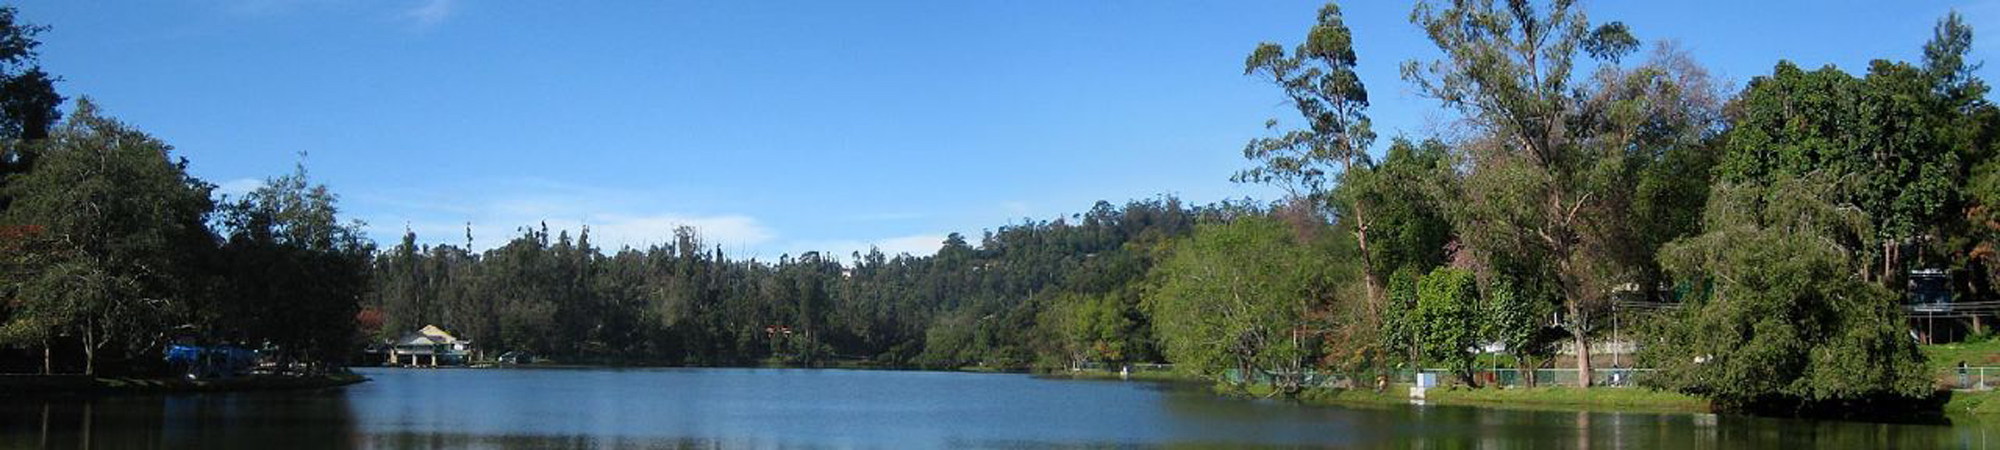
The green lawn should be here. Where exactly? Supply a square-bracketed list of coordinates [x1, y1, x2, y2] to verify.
[1917, 338, 2000, 415]
[1419, 386, 1709, 412]
[1241, 382, 1709, 412]
[1042, 368, 1203, 383]
[1923, 337, 2000, 373]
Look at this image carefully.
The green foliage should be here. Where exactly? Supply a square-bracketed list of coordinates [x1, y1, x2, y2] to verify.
[1237, 3, 1392, 339]
[1414, 267, 1478, 384]
[1643, 177, 1933, 411]
[0, 100, 214, 375]
[1145, 215, 1357, 394]
[1405, 0, 1726, 386]
[0, 4, 60, 177]
[1720, 14, 1996, 285]
[363, 198, 1208, 368]
[219, 163, 374, 370]
[1040, 290, 1141, 368]
[1236, 1, 1374, 199]
[1342, 138, 1454, 282]
[1379, 267, 1421, 369]
[1481, 276, 1558, 377]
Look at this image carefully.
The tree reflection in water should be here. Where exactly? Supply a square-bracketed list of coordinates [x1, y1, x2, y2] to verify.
[1, 370, 1997, 449]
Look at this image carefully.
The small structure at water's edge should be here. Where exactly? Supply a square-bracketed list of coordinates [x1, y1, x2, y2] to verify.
[164, 344, 258, 380]
[381, 325, 474, 367]
[1409, 372, 1441, 405]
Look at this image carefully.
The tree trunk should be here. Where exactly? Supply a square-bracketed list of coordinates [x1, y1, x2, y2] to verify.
[41, 337, 51, 375]
[1573, 332, 1592, 388]
[1883, 241, 1893, 286]
[1520, 355, 1536, 388]
[83, 323, 96, 377]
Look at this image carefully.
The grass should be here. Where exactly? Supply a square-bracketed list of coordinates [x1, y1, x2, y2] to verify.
[1291, 384, 1707, 412]
[1923, 337, 2000, 373]
[1224, 379, 1709, 413]
[1418, 386, 1709, 412]
[1040, 368, 1202, 383]
[1295, 384, 1412, 407]
[1945, 389, 2000, 415]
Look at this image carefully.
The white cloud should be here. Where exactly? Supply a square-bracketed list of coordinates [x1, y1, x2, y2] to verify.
[355, 179, 948, 263]
[215, 178, 264, 199]
[1001, 201, 1031, 218]
[572, 213, 776, 251]
[843, 212, 925, 222]
[784, 234, 946, 261]
[875, 234, 947, 257]
[355, 179, 777, 256]
[398, 0, 454, 27]
[383, 213, 774, 254]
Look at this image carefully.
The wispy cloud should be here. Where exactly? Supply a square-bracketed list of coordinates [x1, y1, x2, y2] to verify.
[353, 179, 852, 261]
[785, 234, 947, 260]
[842, 211, 926, 222]
[215, 178, 264, 199]
[398, 0, 454, 27]
[576, 213, 776, 251]
[1001, 201, 1031, 218]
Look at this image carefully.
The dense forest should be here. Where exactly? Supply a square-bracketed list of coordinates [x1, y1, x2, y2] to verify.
[362, 198, 1223, 369]
[7, 0, 2000, 417]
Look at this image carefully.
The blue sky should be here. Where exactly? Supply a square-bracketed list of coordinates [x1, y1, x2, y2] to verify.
[11, 0, 1999, 260]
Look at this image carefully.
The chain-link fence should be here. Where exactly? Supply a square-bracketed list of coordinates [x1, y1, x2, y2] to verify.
[1946, 366, 2000, 390]
[1080, 364, 1662, 389]
[1430, 368, 1654, 388]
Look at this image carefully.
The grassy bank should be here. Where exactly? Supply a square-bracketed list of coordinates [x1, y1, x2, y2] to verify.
[1415, 386, 1709, 412]
[1252, 382, 1710, 412]
[1921, 338, 2000, 416]
[1945, 389, 2000, 415]
[1922, 338, 2000, 373]
[0, 373, 367, 396]
[1038, 368, 1202, 383]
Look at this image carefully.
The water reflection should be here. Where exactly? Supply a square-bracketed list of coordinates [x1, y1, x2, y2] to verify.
[0, 369, 1996, 448]
[0, 391, 360, 449]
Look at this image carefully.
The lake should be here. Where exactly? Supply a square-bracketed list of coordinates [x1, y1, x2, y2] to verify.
[3, 367, 1996, 448]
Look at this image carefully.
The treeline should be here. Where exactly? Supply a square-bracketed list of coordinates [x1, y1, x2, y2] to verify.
[0, 8, 372, 375]
[1169, 0, 2000, 417]
[364, 198, 1231, 368]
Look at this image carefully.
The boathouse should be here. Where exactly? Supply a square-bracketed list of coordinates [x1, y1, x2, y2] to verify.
[387, 324, 474, 366]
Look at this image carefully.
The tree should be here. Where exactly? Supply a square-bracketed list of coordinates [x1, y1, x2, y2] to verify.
[0, 99, 214, 375]
[1723, 13, 1994, 288]
[1480, 276, 1559, 386]
[1402, 0, 1672, 387]
[1146, 216, 1355, 395]
[220, 162, 372, 372]
[0, 5, 62, 190]
[1414, 267, 1479, 386]
[1379, 267, 1422, 371]
[1643, 176, 1932, 415]
[1340, 137, 1455, 296]
[1237, 2, 1385, 321]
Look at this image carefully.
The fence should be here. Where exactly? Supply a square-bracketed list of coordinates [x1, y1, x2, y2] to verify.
[1072, 362, 1174, 373]
[1947, 366, 2000, 390]
[1077, 363, 1658, 389]
[1427, 368, 1654, 388]
[1199, 367, 1652, 389]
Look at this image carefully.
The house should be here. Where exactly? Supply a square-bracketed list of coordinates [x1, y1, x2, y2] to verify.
[387, 324, 474, 367]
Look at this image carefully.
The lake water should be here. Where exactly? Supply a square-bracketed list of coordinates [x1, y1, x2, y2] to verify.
[3, 367, 1998, 448]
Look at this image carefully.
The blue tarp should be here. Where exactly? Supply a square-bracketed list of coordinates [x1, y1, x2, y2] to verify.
[165, 344, 257, 379]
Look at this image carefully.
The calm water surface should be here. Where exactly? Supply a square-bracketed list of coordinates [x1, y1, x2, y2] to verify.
[4, 367, 1998, 448]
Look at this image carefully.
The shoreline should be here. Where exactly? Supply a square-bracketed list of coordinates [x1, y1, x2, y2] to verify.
[0, 373, 368, 396]
[1047, 368, 1714, 414]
